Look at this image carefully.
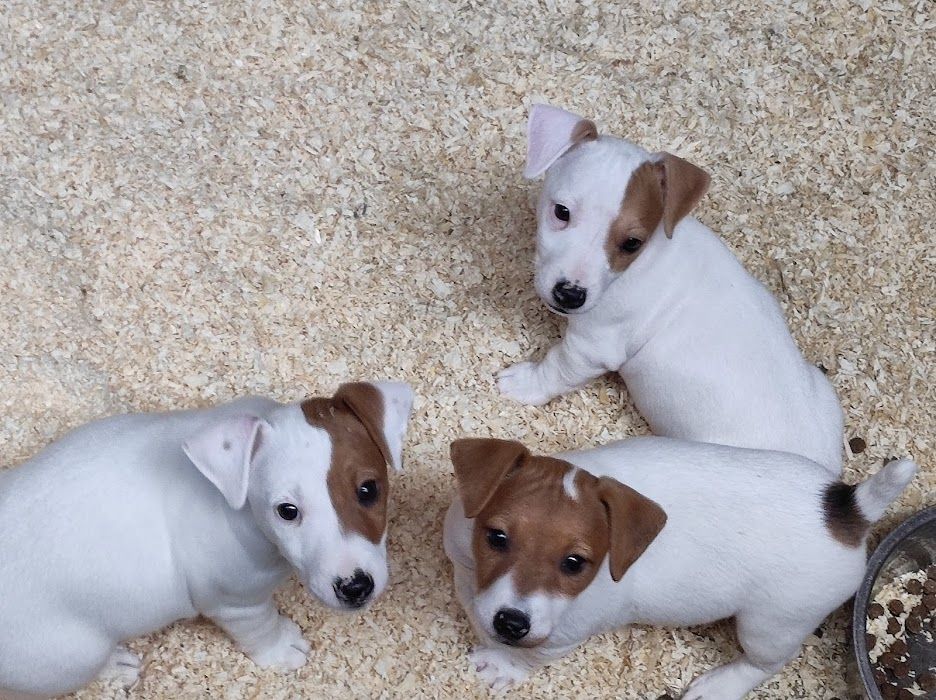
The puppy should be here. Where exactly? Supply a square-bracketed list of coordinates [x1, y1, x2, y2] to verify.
[498, 104, 844, 474]
[444, 437, 916, 699]
[0, 381, 413, 699]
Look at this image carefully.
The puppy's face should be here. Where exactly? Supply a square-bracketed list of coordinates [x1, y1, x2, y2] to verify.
[185, 382, 413, 612]
[450, 439, 667, 648]
[524, 104, 711, 315]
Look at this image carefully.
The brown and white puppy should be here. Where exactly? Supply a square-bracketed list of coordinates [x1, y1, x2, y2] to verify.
[443, 437, 916, 699]
[498, 104, 844, 475]
[0, 381, 414, 698]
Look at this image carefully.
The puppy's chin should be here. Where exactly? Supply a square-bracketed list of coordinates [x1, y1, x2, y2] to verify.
[495, 634, 548, 649]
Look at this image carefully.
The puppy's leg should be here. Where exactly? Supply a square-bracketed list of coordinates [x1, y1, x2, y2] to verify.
[498, 336, 605, 405]
[681, 610, 819, 700]
[97, 645, 141, 688]
[207, 599, 310, 670]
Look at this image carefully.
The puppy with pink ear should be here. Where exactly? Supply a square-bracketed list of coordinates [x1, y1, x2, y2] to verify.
[499, 104, 844, 474]
[443, 436, 917, 698]
[0, 381, 413, 698]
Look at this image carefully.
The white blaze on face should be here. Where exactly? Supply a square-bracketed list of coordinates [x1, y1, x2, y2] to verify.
[562, 467, 579, 500]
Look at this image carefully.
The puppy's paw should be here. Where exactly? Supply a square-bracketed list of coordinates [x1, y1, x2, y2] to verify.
[497, 362, 553, 406]
[681, 664, 750, 700]
[469, 647, 531, 692]
[248, 616, 310, 671]
[99, 645, 141, 689]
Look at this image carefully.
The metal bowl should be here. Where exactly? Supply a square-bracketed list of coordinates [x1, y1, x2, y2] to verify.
[852, 506, 936, 699]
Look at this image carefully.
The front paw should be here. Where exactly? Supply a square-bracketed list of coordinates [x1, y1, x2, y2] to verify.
[469, 647, 531, 692]
[497, 362, 554, 406]
[247, 616, 310, 670]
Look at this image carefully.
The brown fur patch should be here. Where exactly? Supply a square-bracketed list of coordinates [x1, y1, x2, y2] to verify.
[302, 390, 388, 544]
[823, 482, 868, 548]
[451, 439, 668, 598]
[657, 153, 711, 237]
[604, 161, 664, 272]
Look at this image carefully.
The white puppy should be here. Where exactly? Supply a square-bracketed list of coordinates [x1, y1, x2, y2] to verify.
[0, 381, 413, 699]
[444, 437, 916, 699]
[498, 104, 844, 474]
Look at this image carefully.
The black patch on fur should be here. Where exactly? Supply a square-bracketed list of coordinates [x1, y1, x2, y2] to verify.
[823, 482, 868, 548]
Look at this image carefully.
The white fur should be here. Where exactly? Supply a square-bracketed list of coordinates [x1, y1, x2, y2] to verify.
[0, 384, 413, 698]
[498, 104, 844, 474]
[444, 437, 916, 698]
[561, 467, 578, 500]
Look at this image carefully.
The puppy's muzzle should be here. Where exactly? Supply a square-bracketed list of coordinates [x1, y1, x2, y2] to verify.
[333, 569, 375, 608]
[493, 607, 530, 644]
[551, 280, 587, 311]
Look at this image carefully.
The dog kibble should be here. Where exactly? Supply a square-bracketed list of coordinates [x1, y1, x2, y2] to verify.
[881, 651, 899, 669]
[905, 615, 923, 634]
[849, 437, 867, 453]
[924, 578, 936, 593]
[919, 672, 936, 691]
[867, 570, 936, 699]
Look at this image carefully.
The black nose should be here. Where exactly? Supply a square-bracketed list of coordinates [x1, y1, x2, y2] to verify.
[333, 569, 374, 607]
[551, 280, 587, 310]
[493, 608, 531, 642]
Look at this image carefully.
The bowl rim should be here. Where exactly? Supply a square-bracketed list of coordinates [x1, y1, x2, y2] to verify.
[852, 505, 936, 700]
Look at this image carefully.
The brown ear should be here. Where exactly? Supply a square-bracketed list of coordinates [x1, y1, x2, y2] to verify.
[450, 438, 530, 518]
[655, 153, 710, 238]
[333, 382, 393, 469]
[597, 476, 667, 582]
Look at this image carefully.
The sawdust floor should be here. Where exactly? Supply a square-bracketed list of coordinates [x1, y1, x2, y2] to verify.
[1, 0, 934, 698]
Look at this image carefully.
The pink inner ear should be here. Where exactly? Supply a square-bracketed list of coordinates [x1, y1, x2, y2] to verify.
[524, 104, 590, 179]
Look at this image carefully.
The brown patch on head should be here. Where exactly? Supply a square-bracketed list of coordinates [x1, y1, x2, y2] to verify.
[823, 482, 868, 548]
[302, 384, 389, 544]
[450, 439, 667, 600]
[604, 152, 711, 270]
[605, 161, 664, 272]
[571, 118, 598, 145]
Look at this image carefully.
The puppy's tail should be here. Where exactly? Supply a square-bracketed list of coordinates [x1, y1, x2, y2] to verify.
[854, 458, 918, 523]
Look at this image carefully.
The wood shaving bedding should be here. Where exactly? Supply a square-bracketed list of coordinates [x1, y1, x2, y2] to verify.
[0, 0, 933, 698]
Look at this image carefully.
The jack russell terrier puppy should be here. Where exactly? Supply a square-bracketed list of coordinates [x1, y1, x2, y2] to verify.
[497, 104, 844, 474]
[0, 381, 413, 699]
[444, 437, 916, 699]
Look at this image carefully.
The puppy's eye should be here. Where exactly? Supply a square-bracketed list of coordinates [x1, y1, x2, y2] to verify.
[486, 528, 509, 551]
[560, 555, 586, 575]
[620, 237, 643, 254]
[276, 503, 300, 521]
[553, 203, 570, 222]
[357, 480, 379, 507]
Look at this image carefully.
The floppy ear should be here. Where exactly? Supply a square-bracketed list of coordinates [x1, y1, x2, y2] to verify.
[334, 381, 414, 472]
[597, 476, 667, 582]
[653, 153, 711, 238]
[524, 103, 598, 179]
[183, 415, 265, 510]
[450, 438, 530, 518]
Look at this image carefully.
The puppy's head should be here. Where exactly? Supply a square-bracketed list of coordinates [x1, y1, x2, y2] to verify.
[184, 381, 414, 611]
[451, 438, 666, 647]
[525, 104, 711, 314]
